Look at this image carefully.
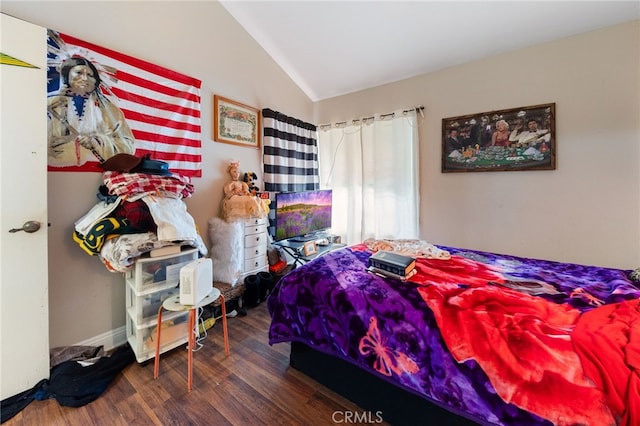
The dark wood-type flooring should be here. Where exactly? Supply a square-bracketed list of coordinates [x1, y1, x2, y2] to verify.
[4, 303, 387, 426]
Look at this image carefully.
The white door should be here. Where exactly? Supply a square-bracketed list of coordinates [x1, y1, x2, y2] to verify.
[0, 13, 49, 400]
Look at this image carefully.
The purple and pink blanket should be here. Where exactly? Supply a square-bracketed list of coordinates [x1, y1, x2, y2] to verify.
[268, 244, 640, 426]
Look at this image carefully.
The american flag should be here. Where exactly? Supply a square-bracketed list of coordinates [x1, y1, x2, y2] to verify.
[47, 30, 202, 177]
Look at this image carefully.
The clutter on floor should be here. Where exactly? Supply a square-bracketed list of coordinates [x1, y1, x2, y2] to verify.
[1, 345, 135, 423]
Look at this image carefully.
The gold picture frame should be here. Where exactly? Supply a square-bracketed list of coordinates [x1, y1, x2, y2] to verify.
[213, 95, 261, 149]
[302, 241, 318, 257]
[442, 103, 556, 173]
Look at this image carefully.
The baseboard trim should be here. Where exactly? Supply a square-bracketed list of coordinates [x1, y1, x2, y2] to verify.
[74, 326, 127, 351]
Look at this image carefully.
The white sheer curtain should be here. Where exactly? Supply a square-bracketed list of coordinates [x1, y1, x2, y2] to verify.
[318, 109, 420, 245]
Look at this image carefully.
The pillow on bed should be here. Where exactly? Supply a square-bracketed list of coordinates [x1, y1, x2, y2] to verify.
[208, 217, 244, 285]
[629, 267, 640, 282]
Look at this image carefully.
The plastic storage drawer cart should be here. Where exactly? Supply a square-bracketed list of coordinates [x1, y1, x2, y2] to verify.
[125, 248, 198, 363]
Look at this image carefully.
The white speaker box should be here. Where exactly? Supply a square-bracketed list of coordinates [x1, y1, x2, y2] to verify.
[179, 258, 213, 305]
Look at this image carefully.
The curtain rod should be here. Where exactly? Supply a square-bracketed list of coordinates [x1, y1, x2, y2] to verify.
[319, 105, 424, 130]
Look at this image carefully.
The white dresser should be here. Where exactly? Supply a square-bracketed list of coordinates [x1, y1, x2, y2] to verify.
[242, 217, 269, 278]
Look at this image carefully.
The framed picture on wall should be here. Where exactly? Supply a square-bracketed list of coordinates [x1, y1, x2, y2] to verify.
[442, 103, 556, 173]
[213, 95, 261, 149]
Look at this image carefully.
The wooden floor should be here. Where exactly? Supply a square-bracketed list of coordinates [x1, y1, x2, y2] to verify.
[5, 303, 385, 426]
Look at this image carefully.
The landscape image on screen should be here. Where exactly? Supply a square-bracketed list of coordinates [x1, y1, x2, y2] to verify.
[275, 190, 332, 241]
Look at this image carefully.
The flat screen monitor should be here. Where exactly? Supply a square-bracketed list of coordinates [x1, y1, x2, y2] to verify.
[274, 189, 332, 242]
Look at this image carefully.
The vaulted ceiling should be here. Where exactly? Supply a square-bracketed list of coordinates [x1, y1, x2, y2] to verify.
[221, 1, 640, 101]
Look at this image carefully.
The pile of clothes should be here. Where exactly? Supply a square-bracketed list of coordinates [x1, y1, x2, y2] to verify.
[73, 153, 207, 272]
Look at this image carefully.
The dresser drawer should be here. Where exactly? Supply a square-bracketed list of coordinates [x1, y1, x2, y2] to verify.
[244, 217, 268, 227]
[245, 223, 268, 236]
[244, 254, 268, 272]
[244, 242, 267, 259]
[245, 231, 267, 248]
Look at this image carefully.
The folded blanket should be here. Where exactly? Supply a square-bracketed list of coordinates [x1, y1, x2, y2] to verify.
[102, 171, 194, 200]
[74, 197, 122, 236]
[99, 232, 204, 273]
[141, 196, 201, 244]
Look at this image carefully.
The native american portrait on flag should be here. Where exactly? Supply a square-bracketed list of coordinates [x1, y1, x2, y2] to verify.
[46, 30, 202, 177]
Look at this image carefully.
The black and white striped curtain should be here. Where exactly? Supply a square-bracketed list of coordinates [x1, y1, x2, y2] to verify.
[262, 108, 319, 192]
[262, 108, 319, 236]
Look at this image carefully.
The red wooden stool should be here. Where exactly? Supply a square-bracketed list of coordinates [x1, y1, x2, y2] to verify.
[153, 288, 229, 391]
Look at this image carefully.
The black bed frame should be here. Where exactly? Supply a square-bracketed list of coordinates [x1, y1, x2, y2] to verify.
[289, 342, 482, 426]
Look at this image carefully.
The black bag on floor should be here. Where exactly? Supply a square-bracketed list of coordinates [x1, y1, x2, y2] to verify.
[1, 344, 134, 423]
[39, 344, 135, 407]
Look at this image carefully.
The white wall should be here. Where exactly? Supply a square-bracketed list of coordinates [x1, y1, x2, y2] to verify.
[315, 20, 640, 270]
[1, 1, 314, 348]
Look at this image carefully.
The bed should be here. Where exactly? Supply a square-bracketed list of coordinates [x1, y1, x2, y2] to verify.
[267, 242, 640, 426]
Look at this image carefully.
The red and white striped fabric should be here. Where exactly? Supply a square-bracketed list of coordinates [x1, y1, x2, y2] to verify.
[47, 31, 202, 177]
[102, 171, 195, 200]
